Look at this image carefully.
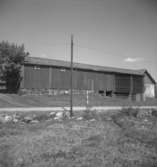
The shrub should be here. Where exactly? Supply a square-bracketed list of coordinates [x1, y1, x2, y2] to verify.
[151, 109, 157, 117]
[0, 145, 13, 167]
[120, 108, 139, 117]
[82, 110, 99, 120]
[34, 113, 50, 122]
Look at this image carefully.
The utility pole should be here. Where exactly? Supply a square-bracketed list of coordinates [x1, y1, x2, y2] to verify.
[70, 35, 74, 117]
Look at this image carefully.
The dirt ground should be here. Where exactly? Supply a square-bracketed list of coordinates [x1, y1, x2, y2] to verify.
[1, 109, 157, 167]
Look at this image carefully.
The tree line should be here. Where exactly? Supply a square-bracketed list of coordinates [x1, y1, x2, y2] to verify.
[0, 41, 29, 93]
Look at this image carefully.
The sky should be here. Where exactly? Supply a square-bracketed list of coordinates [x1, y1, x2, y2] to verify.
[0, 0, 157, 80]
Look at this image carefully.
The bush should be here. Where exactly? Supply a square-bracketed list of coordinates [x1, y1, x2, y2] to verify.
[151, 109, 157, 117]
[0, 145, 13, 167]
[120, 108, 139, 117]
[34, 113, 50, 122]
[82, 110, 99, 120]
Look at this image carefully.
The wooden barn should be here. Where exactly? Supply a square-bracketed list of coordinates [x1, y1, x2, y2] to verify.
[19, 57, 156, 100]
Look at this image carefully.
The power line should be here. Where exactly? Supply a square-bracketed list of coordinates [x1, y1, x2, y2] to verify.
[44, 42, 111, 54]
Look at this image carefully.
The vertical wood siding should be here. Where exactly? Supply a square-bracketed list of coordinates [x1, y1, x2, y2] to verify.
[23, 65, 143, 95]
[132, 75, 143, 94]
[115, 74, 131, 93]
[24, 65, 116, 91]
[51, 67, 70, 89]
[72, 70, 115, 91]
[103, 73, 115, 91]
[24, 65, 49, 89]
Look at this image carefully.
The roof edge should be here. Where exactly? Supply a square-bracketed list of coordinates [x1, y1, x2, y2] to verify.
[144, 70, 156, 84]
[24, 56, 145, 76]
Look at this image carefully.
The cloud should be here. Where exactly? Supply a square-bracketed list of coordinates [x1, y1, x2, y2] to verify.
[40, 53, 48, 58]
[124, 57, 144, 63]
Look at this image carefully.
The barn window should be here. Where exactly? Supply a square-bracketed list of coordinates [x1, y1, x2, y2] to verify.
[34, 66, 40, 70]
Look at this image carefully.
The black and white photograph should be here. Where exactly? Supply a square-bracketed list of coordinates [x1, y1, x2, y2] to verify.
[0, 0, 157, 166]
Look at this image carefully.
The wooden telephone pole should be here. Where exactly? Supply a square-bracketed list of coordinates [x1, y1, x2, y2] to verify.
[70, 35, 74, 117]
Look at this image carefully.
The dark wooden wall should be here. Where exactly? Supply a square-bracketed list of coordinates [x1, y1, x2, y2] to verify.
[23, 64, 116, 91]
[50, 67, 70, 89]
[115, 74, 130, 94]
[115, 74, 143, 95]
[132, 75, 143, 94]
[23, 65, 49, 89]
[22, 64, 144, 96]
[72, 70, 115, 91]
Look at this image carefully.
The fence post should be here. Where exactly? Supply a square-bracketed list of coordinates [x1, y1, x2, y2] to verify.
[86, 90, 89, 106]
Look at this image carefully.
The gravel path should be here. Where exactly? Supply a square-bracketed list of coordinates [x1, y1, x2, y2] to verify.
[0, 105, 157, 112]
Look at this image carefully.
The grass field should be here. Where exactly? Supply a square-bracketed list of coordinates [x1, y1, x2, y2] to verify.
[1, 109, 157, 167]
[0, 93, 157, 107]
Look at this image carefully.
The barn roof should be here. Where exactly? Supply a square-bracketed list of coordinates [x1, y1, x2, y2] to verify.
[25, 56, 146, 76]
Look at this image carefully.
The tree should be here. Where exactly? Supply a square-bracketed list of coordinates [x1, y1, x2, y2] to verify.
[0, 41, 29, 93]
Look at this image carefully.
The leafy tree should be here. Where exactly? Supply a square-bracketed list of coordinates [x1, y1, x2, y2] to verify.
[0, 41, 29, 93]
